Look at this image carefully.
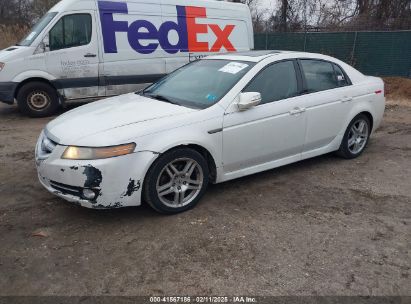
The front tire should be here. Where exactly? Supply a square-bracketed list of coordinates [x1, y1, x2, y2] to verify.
[337, 113, 371, 159]
[143, 148, 209, 214]
[16, 81, 59, 118]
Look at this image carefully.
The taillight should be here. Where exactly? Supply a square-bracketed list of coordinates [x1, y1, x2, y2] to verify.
[375, 90, 382, 94]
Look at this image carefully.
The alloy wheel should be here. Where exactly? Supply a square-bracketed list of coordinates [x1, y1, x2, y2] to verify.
[156, 158, 204, 208]
[347, 118, 369, 154]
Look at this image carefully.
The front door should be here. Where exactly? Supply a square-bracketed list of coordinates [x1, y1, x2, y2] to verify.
[222, 60, 307, 175]
[45, 11, 100, 100]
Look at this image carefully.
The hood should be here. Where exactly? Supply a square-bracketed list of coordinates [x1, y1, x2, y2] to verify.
[46, 93, 197, 145]
[0, 46, 34, 62]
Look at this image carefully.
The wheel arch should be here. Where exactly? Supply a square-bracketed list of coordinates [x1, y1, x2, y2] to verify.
[144, 143, 218, 184]
[184, 144, 218, 183]
[343, 107, 375, 135]
[14, 77, 59, 100]
[140, 143, 218, 208]
[359, 111, 374, 132]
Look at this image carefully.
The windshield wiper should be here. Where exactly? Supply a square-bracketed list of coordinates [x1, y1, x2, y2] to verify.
[143, 93, 179, 105]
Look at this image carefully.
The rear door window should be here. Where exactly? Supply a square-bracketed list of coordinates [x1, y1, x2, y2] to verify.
[300, 59, 338, 92]
[333, 64, 349, 87]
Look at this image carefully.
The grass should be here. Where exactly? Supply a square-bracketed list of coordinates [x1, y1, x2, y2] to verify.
[0, 24, 28, 49]
[384, 77, 411, 105]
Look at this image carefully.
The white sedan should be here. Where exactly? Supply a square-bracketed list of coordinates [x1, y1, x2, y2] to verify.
[35, 51, 385, 213]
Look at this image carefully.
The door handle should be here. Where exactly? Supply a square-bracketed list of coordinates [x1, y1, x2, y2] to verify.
[289, 107, 306, 115]
[84, 53, 97, 58]
[341, 96, 353, 102]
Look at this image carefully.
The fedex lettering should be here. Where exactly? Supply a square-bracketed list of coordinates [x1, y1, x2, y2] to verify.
[98, 1, 236, 54]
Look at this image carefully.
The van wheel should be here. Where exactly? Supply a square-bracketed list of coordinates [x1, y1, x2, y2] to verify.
[16, 81, 59, 117]
[143, 148, 209, 214]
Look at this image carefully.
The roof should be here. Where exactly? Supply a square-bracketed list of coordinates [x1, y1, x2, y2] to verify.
[205, 50, 366, 83]
[205, 50, 294, 62]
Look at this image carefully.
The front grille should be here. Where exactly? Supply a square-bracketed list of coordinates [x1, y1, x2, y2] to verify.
[50, 180, 82, 197]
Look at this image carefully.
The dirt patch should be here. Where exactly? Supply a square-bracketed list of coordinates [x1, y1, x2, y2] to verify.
[0, 98, 410, 296]
[383, 77, 411, 107]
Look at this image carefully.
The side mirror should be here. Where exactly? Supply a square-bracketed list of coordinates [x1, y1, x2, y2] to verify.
[237, 92, 261, 111]
[42, 35, 50, 52]
[34, 36, 50, 54]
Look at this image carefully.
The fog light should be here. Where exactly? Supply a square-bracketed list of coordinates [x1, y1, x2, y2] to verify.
[82, 189, 96, 200]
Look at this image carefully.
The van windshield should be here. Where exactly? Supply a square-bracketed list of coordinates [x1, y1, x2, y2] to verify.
[141, 59, 255, 109]
[18, 12, 58, 46]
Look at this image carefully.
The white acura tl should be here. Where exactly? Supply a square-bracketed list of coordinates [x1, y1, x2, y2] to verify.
[35, 51, 385, 213]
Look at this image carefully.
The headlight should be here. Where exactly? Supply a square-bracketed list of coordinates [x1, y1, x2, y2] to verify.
[62, 143, 136, 160]
[0, 62, 5, 72]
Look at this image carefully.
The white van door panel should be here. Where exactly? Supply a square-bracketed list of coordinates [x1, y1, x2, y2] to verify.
[45, 10, 100, 100]
[97, 0, 252, 96]
[99, 1, 166, 96]
[160, 1, 250, 73]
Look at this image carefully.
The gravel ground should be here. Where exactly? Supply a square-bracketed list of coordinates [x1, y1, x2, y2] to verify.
[0, 100, 410, 296]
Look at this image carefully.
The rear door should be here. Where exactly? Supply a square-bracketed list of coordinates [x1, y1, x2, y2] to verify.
[298, 59, 352, 153]
[45, 11, 101, 100]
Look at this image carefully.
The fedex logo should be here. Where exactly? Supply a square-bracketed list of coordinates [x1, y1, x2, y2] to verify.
[98, 1, 237, 54]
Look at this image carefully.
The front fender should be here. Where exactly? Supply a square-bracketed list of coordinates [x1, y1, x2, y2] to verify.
[12, 70, 56, 83]
[137, 117, 223, 170]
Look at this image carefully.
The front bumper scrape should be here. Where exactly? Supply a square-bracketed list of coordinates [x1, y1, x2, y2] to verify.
[36, 145, 158, 209]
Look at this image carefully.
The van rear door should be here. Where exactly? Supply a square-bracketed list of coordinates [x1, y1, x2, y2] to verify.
[45, 10, 101, 100]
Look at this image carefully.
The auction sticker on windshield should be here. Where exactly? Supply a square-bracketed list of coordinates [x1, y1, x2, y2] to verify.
[218, 62, 249, 74]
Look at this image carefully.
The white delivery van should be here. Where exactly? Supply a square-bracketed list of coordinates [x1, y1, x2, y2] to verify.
[0, 0, 253, 117]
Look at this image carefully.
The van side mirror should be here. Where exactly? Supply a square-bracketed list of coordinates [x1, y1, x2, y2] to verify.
[34, 41, 48, 54]
[38, 35, 50, 53]
[237, 92, 261, 111]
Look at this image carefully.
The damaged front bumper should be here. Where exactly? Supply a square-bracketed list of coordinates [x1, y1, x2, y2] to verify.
[35, 133, 157, 209]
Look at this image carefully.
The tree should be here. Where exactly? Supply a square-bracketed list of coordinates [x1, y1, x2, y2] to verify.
[233, 0, 269, 33]
[0, 0, 59, 26]
[280, 0, 288, 31]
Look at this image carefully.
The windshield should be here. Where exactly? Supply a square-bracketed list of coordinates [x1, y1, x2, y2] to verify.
[142, 59, 255, 109]
[18, 12, 58, 46]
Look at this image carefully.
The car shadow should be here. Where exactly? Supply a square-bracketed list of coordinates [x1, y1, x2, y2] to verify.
[58, 151, 349, 223]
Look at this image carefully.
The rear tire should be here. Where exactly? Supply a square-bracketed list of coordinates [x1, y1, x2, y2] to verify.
[143, 148, 209, 214]
[337, 113, 371, 159]
[16, 81, 59, 117]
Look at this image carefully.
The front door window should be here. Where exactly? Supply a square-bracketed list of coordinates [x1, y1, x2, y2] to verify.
[49, 14, 92, 51]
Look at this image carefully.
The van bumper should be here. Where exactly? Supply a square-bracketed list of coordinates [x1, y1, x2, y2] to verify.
[0, 82, 18, 104]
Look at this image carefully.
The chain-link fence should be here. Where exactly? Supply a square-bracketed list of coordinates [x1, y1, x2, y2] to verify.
[254, 31, 411, 78]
